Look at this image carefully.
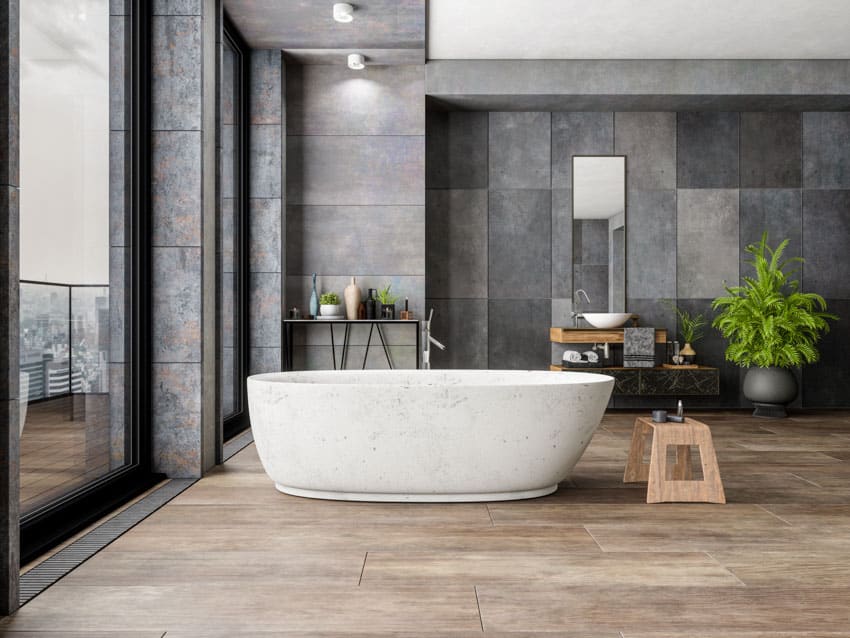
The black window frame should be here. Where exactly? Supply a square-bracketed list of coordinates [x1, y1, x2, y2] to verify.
[19, 0, 163, 564]
[221, 12, 250, 443]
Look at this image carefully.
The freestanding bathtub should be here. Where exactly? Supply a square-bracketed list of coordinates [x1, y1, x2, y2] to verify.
[247, 370, 614, 502]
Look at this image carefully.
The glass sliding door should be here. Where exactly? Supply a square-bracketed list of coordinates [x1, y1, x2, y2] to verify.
[220, 16, 249, 440]
[18, 0, 155, 560]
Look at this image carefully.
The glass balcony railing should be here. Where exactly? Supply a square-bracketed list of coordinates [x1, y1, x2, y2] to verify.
[20, 281, 109, 403]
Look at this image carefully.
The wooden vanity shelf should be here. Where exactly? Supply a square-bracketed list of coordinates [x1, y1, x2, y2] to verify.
[550, 327, 667, 344]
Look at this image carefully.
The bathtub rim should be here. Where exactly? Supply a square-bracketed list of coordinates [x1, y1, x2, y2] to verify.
[248, 369, 615, 388]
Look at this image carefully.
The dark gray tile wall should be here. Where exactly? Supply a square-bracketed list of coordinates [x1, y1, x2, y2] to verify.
[284, 64, 425, 368]
[0, 0, 18, 613]
[249, 50, 283, 374]
[427, 109, 850, 406]
[150, 0, 216, 477]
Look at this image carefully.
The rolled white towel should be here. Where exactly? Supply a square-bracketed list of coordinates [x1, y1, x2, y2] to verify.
[583, 350, 599, 363]
[562, 350, 582, 363]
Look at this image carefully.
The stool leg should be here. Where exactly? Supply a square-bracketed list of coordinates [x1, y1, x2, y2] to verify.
[696, 433, 726, 504]
[646, 429, 668, 504]
[623, 418, 652, 483]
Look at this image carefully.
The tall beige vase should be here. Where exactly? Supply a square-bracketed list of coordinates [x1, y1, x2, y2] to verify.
[344, 277, 361, 320]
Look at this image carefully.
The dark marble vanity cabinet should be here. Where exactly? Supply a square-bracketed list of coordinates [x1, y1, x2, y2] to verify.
[550, 327, 720, 396]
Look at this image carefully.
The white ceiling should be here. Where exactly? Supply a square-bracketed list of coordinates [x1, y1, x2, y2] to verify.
[428, 0, 850, 60]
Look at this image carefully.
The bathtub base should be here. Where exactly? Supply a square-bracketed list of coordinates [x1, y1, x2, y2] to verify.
[275, 483, 559, 503]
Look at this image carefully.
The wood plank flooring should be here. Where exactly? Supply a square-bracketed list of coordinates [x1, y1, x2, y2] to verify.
[3, 409, 850, 636]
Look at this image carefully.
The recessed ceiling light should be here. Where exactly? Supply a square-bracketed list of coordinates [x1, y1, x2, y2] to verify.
[333, 3, 354, 23]
[347, 53, 365, 70]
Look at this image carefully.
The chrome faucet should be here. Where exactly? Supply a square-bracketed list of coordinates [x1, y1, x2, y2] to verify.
[572, 289, 591, 327]
[422, 308, 445, 370]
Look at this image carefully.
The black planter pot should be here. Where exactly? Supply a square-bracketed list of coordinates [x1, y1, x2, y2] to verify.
[742, 366, 798, 418]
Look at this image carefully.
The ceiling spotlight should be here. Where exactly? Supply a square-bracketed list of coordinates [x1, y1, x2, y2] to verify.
[347, 53, 365, 70]
[333, 3, 354, 23]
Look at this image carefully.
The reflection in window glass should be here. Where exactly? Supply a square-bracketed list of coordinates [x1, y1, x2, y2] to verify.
[220, 38, 241, 422]
[19, 1, 131, 514]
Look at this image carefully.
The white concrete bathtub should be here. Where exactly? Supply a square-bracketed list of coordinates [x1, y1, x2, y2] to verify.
[247, 370, 614, 502]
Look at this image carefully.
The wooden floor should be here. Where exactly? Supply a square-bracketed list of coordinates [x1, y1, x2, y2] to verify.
[20, 396, 111, 514]
[4, 410, 850, 636]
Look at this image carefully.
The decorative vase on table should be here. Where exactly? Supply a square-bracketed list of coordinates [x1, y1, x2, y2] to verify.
[309, 273, 319, 318]
[320, 303, 343, 318]
[680, 342, 696, 364]
[344, 277, 361, 320]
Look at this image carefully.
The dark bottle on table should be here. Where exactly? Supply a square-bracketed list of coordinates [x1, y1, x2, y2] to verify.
[365, 288, 377, 319]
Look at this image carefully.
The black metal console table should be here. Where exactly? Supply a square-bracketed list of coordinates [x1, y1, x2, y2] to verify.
[282, 319, 420, 371]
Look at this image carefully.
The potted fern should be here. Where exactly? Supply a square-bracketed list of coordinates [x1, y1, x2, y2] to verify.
[319, 292, 343, 318]
[712, 233, 837, 417]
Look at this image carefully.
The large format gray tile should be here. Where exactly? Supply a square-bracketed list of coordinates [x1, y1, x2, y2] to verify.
[109, 247, 127, 364]
[248, 198, 282, 274]
[803, 112, 850, 188]
[488, 190, 551, 299]
[426, 110, 488, 189]
[551, 112, 614, 189]
[287, 64, 424, 135]
[740, 112, 801, 188]
[426, 189, 488, 298]
[151, 16, 201, 131]
[152, 247, 201, 363]
[250, 272, 281, 349]
[110, 130, 129, 247]
[488, 112, 551, 190]
[250, 49, 282, 125]
[152, 131, 201, 246]
[677, 189, 739, 299]
[573, 219, 608, 266]
[152, 363, 201, 478]
[802, 298, 850, 407]
[292, 345, 418, 371]
[152, 0, 202, 14]
[802, 190, 850, 299]
[287, 135, 424, 205]
[287, 205, 425, 276]
[614, 112, 676, 190]
[249, 347, 281, 375]
[488, 299, 551, 370]
[739, 189, 802, 280]
[551, 189, 573, 298]
[249, 124, 282, 199]
[627, 189, 677, 299]
[425, 299, 488, 369]
[677, 112, 739, 188]
[109, 15, 128, 132]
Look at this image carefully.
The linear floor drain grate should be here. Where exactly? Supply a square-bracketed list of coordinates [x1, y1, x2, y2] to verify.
[223, 428, 254, 461]
[19, 478, 196, 606]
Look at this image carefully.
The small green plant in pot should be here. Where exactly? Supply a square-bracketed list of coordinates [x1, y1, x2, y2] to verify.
[375, 284, 400, 319]
[319, 292, 342, 318]
[661, 300, 707, 364]
[712, 233, 837, 418]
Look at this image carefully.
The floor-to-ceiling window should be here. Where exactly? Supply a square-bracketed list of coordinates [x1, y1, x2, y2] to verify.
[220, 16, 249, 441]
[19, 0, 154, 560]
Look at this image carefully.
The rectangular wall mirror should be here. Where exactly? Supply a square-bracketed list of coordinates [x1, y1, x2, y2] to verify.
[572, 156, 626, 313]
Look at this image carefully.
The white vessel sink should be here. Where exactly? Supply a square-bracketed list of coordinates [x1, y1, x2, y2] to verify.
[582, 313, 633, 329]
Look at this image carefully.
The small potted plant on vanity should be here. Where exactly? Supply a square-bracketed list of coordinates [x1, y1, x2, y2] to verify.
[712, 233, 837, 418]
[662, 300, 706, 364]
[375, 284, 400, 319]
[319, 292, 343, 318]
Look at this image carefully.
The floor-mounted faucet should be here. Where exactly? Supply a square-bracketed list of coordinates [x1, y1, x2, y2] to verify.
[572, 289, 591, 327]
[422, 308, 446, 370]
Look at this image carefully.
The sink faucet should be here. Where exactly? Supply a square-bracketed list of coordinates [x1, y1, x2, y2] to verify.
[422, 308, 446, 370]
[572, 289, 591, 327]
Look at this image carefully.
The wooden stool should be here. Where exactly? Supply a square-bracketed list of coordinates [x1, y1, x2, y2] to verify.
[623, 416, 726, 504]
